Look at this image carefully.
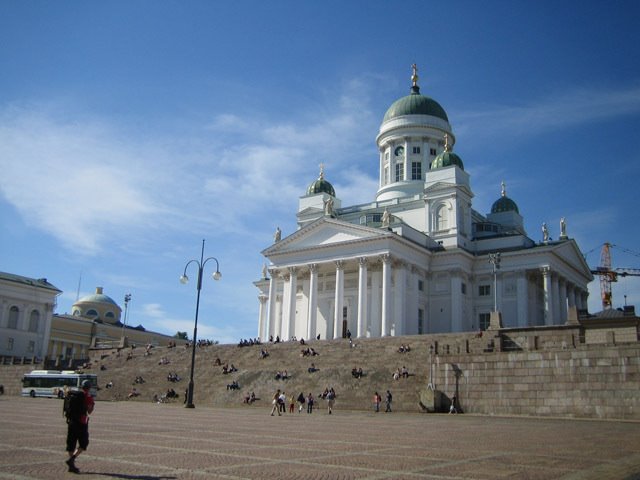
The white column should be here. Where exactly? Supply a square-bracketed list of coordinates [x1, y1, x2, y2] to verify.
[516, 273, 529, 327]
[450, 273, 462, 332]
[551, 273, 560, 325]
[333, 260, 344, 339]
[393, 261, 406, 335]
[286, 267, 297, 340]
[307, 264, 318, 340]
[370, 270, 381, 337]
[257, 294, 268, 340]
[559, 278, 568, 324]
[381, 254, 392, 337]
[357, 257, 368, 338]
[267, 270, 278, 339]
[567, 284, 576, 309]
[274, 295, 283, 340]
[542, 267, 553, 325]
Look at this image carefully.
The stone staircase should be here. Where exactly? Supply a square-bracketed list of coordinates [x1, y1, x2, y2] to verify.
[85, 334, 463, 412]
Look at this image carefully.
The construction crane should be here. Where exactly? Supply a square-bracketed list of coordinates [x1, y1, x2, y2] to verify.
[590, 243, 640, 310]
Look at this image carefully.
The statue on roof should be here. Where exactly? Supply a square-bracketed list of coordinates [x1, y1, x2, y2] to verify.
[560, 217, 567, 239]
[381, 207, 390, 227]
[324, 197, 334, 217]
[542, 222, 549, 243]
[273, 226, 281, 243]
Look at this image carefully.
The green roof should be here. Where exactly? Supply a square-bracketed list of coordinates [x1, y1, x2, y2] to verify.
[383, 86, 449, 123]
[430, 151, 464, 171]
[491, 196, 519, 214]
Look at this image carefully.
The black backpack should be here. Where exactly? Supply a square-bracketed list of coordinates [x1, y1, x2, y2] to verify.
[63, 390, 86, 423]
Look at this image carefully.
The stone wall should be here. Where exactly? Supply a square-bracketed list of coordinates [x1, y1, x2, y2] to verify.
[434, 341, 640, 419]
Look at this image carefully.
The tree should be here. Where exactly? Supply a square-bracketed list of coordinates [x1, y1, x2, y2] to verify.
[174, 331, 188, 340]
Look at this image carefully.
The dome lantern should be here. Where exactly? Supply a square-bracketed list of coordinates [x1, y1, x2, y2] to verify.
[491, 181, 520, 214]
[307, 163, 336, 197]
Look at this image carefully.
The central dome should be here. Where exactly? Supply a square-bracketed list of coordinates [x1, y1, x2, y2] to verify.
[307, 165, 335, 197]
[383, 90, 449, 123]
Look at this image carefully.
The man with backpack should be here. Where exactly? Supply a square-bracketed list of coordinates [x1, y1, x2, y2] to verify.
[64, 380, 94, 474]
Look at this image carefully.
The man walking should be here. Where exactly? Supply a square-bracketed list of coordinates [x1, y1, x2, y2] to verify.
[385, 390, 392, 412]
[64, 380, 95, 474]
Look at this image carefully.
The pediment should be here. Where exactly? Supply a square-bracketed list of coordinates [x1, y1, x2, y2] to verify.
[551, 240, 594, 280]
[425, 181, 473, 197]
[262, 217, 385, 256]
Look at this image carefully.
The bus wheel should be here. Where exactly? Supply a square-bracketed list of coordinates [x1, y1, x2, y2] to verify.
[30, 390, 36, 398]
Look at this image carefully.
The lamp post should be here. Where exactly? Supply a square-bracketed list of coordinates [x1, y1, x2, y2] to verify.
[488, 252, 501, 312]
[180, 239, 221, 408]
[121, 293, 131, 340]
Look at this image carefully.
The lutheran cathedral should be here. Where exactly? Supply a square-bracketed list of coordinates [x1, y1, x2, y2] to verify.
[254, 66, 593, 341]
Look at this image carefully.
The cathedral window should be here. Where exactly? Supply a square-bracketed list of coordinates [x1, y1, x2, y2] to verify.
[418, 279, 424, 291]
[461, 283, 467, 294]
[384, 165, 390, 184]
[479, 285, 491, 296]
[413, 146, 421, 154]
[7, 337, 14, 350]
[395, 162, 404, 182]
[411, 161, 422, 180]
[418, 308, 424, 334]
[479, 313, 491, 331]
[436, 205, 448, 230]
[430, 148, 437, 156]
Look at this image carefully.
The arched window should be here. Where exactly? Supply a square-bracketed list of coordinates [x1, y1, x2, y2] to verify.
[105, 312, 115, 319]
[436, 205, 449, 231]
[86, 309, 98, 318]
[29, 310, 40, 332]
[8, 306, 19, 329]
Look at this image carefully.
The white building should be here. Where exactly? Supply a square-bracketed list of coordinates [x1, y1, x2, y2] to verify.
[0, 272, 61, 360]
[254, 66, 593, 341]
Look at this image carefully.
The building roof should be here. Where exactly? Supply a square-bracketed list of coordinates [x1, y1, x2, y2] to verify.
[75, 287, 119, 307]
[0, 271, 61, 293]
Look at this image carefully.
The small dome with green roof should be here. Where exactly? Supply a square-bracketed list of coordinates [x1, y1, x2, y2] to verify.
[491, 182, 519, 214]
[383, 64, 449, 123]
[307, 164, 336, 197]
[430, 134, 464, 170]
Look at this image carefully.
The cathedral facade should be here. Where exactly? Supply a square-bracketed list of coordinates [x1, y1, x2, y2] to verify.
[254, 66, 593, 341]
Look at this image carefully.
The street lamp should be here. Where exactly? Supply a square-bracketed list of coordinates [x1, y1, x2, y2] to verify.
[488, 252, 501, 312]
[121, 293, 131, 340]
[180, 239, 221, 408]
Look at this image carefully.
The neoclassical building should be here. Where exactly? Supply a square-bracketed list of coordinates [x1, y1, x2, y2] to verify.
[0, 272, 61, 360]
[254, 66, 593, 341]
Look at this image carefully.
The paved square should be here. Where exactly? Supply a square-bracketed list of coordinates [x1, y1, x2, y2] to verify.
[1, 396, 639, 479]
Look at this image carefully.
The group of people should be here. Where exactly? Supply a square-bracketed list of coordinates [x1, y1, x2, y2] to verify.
[373, 390, 393, 412]
[351, 367, 364, 378]
[397, 344, 411, 353]
[237, 338, 261, 347]
[274, 370, 289, 380]
[166, 372, 181, 382]
[300, 347, 319, 357]
[392, 366, 409, 380]
[221, 363, 238, 374]
[226, 380, 240, 390]
[270, 389, 326, 415]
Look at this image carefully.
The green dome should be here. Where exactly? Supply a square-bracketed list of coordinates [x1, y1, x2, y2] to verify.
[307, 167, 335, 197]
[491, 196, 519, 214]
[491, 182, 519, 214]
[430, 151, 464, 170]
[383, 87, 449, 123]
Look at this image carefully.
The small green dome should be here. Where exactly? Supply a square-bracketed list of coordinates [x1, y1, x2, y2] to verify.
[491, 182, 519, 213]
[430, 151, 464, 170]
[307, 166, 335, 197]
[383, 90, 449, 123]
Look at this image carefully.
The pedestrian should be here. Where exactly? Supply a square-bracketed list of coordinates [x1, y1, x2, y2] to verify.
[297, 392, 306, 413]
[289, 393, 295, 413]
[449, 394, 458, 414]
[270, 389, 281, 416]
[385, 390, 392, 412]
[327, 387, 336, 414]
[373, 391, 381, 412]
[307, 392, 314, 413]
[64, 380, 95, 474]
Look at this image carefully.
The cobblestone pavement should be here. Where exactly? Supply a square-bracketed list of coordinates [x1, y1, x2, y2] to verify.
[1, 396, 639, 479]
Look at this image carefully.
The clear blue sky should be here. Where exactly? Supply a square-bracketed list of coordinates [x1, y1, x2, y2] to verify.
[1, 1, 639, 343]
